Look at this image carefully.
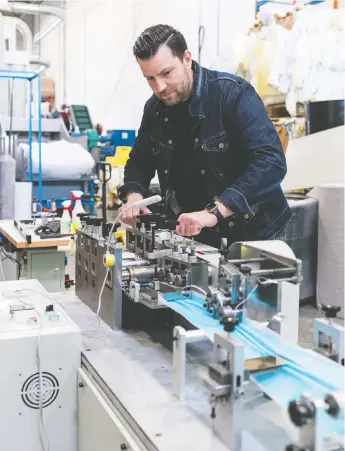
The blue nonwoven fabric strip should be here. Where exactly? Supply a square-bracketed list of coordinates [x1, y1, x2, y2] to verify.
[163, 292, 344, 439]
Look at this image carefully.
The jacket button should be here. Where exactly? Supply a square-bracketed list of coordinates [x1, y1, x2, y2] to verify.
[194, 138, 199, 143]
[219, 143, 224, 149]
[164, 117, 169, 122]
[168, 140, 172, 144]
[229, 222, 234, 227]
[200, 169, 206, 175]
[164, 170, 168, 174]
[244, 214, 249, 219]
[155, 112, 159, 116]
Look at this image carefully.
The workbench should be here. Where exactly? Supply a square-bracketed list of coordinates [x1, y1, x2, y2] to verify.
[0, 220, 71, 292]
[56, 292, 297, 451]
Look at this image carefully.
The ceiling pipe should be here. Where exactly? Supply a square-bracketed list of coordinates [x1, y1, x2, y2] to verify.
[0, 2, 64, 46]
[29, 57, 50, 74]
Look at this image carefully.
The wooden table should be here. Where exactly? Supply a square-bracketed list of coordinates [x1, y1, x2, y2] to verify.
[0, 220, 72, 292]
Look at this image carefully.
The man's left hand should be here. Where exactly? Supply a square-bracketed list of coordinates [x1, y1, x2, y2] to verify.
[176, 210, 218, 237]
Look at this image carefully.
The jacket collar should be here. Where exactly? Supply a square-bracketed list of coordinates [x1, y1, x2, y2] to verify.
[152, 60, 207, 119]
[189, 60, 206, 118]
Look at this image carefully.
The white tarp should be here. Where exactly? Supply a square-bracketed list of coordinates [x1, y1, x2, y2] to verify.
[19, 139, 95, 179]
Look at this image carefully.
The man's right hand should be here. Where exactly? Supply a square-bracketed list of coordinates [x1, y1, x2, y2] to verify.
[118, 193, 151, 226]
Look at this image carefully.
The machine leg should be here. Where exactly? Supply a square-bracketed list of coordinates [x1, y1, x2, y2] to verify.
[172, 326, 207, 401]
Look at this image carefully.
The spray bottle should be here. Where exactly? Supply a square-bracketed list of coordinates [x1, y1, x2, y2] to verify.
[71, 190, 85, 232]
[61, 200, 72, 234]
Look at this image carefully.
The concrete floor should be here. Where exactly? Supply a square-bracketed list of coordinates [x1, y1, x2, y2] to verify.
[299, 304, 322, 348]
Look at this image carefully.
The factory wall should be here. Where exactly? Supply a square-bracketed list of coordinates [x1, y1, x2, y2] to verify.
[37, 0, 256, 131]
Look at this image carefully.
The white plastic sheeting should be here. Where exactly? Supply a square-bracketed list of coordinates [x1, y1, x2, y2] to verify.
[19, 139, 95, 179]
[268, 8, 345, 115]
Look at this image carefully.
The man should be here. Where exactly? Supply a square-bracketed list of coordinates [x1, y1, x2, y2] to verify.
[118, 24, 291, 247]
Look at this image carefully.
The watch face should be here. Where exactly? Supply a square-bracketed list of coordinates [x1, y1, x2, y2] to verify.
[207, 203, 222, 219]
[206, 202, 217, 212]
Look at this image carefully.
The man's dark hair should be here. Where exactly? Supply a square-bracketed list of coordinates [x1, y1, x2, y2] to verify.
[133, 24, 187, 61]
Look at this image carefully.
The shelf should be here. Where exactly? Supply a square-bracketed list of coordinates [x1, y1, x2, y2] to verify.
[2, 117, 61, 133]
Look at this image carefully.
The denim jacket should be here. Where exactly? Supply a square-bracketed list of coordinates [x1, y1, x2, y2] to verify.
[120, 61, 292, 240]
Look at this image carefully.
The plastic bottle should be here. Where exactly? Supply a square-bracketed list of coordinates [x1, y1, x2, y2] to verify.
[61, 200, 72, 234]
[71, 190, 85, 232]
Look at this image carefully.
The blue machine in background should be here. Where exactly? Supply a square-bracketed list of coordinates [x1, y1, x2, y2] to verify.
[99, 129, 136, 158]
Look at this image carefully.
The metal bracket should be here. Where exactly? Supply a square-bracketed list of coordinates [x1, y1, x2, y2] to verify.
[147, 249, 173, 260]
[314, 318, 344, 365]
[172, 326, 208, 401]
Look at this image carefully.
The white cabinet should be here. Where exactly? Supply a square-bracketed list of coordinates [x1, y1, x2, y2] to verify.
[78, 369, 146, 451]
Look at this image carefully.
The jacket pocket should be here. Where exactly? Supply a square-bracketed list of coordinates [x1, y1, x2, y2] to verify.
[201, 133, 231, 187]
[150, 137, 160, 156]
[202, 131, 230, 152]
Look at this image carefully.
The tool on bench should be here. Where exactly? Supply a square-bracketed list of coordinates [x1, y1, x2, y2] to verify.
[34, 222, 73, 240]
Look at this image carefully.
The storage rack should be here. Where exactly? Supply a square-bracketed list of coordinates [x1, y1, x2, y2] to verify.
[0, 68, 43, 203]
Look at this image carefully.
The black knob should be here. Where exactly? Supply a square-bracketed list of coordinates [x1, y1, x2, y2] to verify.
[288, 400, 311, 427]
[93, 217, 104, 227]
[321, 304, 341, 318]
[240, 266, 252, 275]
[104, 222, 117, 236]
[164, 220, 179, 230]
[221, 317, 239, 332]
[77, 213, 90, 220]
[45, 304, 54, 312]
[120, 444, 128, 450]
[285, 446, 308, 451]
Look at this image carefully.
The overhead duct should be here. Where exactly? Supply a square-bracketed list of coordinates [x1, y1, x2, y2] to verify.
[0, 2, 64, 47]
[29, 56, 50, 73]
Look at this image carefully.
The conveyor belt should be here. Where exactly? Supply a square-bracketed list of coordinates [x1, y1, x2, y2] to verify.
[163, 292, 344, 441]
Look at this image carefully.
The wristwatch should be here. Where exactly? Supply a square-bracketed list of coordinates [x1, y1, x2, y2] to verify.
[205, 201, 224, 221]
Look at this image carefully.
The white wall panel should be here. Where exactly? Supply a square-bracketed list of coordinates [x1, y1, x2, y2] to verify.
[38, 0, 255, 130]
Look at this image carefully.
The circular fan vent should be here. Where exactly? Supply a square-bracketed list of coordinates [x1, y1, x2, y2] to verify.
[21, 372, 59, 409]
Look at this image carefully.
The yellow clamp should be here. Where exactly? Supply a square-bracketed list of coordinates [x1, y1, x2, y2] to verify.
[103, 252, 115, 267]
[115, 230, 126, 245]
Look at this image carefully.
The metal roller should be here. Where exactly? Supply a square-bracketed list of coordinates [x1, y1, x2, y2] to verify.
[122, 259, 150, 269]
[122, 266, 156, 282]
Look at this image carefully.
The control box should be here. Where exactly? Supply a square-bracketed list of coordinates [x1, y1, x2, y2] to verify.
[0, 280, 81, 451]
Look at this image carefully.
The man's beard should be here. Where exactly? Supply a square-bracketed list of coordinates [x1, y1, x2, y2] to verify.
[160, 70, 192, 105]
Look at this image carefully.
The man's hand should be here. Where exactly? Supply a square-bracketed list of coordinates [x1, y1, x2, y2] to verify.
[118, 193, 151, 226]
[176, 210, 218, 237]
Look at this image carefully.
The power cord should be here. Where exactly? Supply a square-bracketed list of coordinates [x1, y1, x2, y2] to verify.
[234, 284, 259, 313]
[16, 296, 50, 451]
[0, 247, 22, 280]
[90, 205, 136, 334]
[90, 196, 161, 334]
[13, 288, 95, 335]
[0, 252, 5, 281]
[181, 285, 208, 297]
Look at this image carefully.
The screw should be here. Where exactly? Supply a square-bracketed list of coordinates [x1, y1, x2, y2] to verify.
[120, 444, 128, 450]
[79, 382, 84, 388]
